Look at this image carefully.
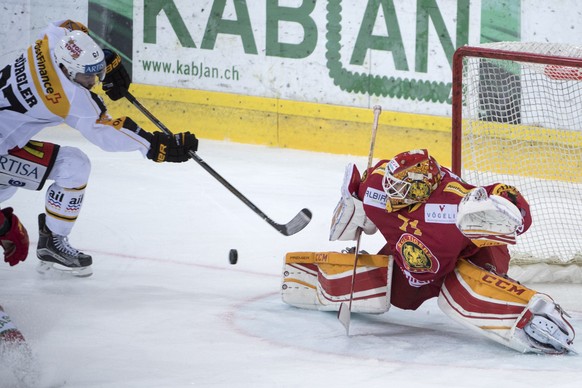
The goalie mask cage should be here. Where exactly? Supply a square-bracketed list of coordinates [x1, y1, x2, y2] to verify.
[452, 42, 582, 283]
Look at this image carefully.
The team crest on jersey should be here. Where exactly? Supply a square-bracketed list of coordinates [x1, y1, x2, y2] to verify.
[396, 234, 439, 273]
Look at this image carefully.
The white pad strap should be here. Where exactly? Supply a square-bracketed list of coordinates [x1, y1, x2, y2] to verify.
[456, 187, 523, 245]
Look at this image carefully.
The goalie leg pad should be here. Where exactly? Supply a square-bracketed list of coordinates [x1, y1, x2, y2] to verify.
[282, 251, 393, 314]
[438, 259, 576, 354]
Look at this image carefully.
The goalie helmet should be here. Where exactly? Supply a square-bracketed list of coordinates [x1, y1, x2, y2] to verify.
[53, 30, 105, 88]
[382, 149, 442, 208]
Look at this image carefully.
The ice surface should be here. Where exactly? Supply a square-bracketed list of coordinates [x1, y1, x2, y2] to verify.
[1, 126, 581, 387]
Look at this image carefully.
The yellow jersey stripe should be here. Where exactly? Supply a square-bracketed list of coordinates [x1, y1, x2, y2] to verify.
[27, 36, 70, 118]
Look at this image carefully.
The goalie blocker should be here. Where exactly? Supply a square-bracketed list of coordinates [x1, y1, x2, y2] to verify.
[282, 253, 576, 354]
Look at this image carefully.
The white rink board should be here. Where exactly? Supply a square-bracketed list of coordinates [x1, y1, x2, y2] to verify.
[4, 0, 582, 117]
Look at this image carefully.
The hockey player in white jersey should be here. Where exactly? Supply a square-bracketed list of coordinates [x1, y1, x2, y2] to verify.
[0, 20, 198, 277]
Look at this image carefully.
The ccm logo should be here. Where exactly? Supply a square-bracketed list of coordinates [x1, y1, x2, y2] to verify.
[482, 274, 527, 295]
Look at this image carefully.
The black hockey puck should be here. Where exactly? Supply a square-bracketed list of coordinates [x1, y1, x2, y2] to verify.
[229, 249, 238, 265]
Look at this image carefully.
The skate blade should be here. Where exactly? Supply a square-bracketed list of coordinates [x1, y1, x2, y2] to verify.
[525, 316, 577, 355]
[36, 261, 93, 278]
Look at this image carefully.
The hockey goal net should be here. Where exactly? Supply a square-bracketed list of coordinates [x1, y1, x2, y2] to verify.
[452, 42, 582, 283]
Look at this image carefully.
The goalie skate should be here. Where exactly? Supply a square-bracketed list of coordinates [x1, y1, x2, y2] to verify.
[36, 213, 93, 278]
[522, 314, 577, 355]
[518, 296, 577, 355]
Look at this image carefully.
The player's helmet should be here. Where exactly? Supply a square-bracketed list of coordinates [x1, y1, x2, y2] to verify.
[382, 149, 442, 207]
[53, 30, 105, 85]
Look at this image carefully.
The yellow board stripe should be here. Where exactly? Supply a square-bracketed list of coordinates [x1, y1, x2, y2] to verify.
[467, 120, 582, 148]
[103, 84, 453, 165]
[128, 84, 451, 131]
[28, 36, 70, 118]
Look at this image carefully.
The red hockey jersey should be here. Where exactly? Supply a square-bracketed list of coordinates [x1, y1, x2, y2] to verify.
[357, 160, 531, 309]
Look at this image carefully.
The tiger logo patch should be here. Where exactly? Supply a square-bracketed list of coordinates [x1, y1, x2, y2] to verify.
[396, 234, 439, 274]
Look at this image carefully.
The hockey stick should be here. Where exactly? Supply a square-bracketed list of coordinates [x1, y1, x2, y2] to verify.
[124, 91, 312, 236]
[337, 105, 382, 335]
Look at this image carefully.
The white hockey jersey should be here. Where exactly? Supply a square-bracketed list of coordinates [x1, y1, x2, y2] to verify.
[0, 23, 150, 156]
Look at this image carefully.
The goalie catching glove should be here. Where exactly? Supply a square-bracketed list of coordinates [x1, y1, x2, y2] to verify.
[329, 163, 377, 241]
[102, 49, 131, 101]
[456, 186, 525, 246]
[147, 131, 199, 163]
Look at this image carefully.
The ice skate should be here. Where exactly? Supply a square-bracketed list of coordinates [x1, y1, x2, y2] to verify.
[36, 213, 93, 277]
[521, 296, 577, 354]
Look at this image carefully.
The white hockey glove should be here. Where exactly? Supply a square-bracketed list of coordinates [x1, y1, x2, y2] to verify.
[456, 187, 523, 245]
[329, 163, 377, 241]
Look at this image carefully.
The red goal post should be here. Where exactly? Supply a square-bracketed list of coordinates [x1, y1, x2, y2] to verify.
[451, 42, 582, 283]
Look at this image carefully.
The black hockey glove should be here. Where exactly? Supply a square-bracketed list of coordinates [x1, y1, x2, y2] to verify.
[147, 132, 199, 163]
[102, 49, 131, 101]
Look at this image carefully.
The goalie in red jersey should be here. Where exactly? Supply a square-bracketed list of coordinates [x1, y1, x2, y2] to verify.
[326, 149, 575, 354]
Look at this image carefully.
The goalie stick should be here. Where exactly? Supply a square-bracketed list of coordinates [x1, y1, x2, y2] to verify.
[124, 91, 312, 236]
[338, 105, 382, 334]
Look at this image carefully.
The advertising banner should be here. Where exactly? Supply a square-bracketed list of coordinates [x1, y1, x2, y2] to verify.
[89, 0, 524, 117]
[4, 1, 582, 119]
